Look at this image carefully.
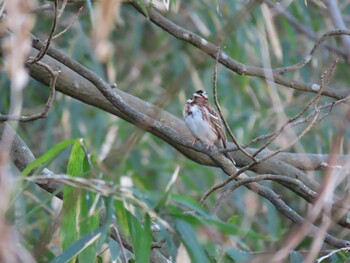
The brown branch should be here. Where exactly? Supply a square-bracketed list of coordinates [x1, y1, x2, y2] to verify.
[0, 122, 63, 198]
[251, 85, 323, 158]
[23, 35, 350, 236]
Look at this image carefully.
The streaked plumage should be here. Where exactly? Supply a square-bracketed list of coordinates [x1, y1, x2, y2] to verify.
[183, 90, 235, 165]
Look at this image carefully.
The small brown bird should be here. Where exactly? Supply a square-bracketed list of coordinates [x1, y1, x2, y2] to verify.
[183, 90, 235, 165]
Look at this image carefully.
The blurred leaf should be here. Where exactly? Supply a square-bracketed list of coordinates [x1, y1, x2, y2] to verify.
[226, 247, 251, 262]
[114, 199, 130, 239]
[22, 138, 76, 177]
[175, 219, 210, 263]
[214, 0, 220, 15]
[136, 0, 148, 16]
[170, 194, 208, 216]
[16, 187, 62, 226]
[227, 215, 239, 225]
[51, 226, 104, 263]
[109, 238, 121, 261]
[290, 250, 304, 263]
[154, 165, 180, 210]
[127, 211, 152, 263]
[96, 196, 114, 253]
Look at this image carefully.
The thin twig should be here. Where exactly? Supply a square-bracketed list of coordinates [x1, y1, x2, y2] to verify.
[251, 77, 325, 158]
[212, 47, 257, 162]
[221, 93, 349, 152]
[53, 5, 84, 40]
[251, 59, 339, 157]
[29, 0, 59, 64]
[316, 247, 350, 262]
[211, 174, 317, 214]
[58, 0, 68, 19]
[111, 223, 129, 263]
[252, 58, 338, 157]
[274, 30, 349, 74]
[0, 61, 59, 122]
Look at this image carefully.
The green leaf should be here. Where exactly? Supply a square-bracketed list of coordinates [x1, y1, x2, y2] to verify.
[114, 200, 130, 239]
[227, 215, 239, 225]
[22, 138, 76, 177]
[51, 226, 104, 263]
[171, 194, 208, 216]
[61, 140, 84, 262]
[175, 219, 210, 263]
[127, 211, 152, 263]
[61, 139, 100, 263]
[78, 192, 99, 263]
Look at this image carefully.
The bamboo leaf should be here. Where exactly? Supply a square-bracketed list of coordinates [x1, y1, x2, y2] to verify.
[22, 138, 76, 177]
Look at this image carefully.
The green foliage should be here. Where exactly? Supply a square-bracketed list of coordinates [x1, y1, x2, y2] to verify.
[127, 212, 152, 263]
[53, 226, 105, 263]
[3, 0, 350, 262]
[61, 139, 99, 263]
[22, 139, 76, 177]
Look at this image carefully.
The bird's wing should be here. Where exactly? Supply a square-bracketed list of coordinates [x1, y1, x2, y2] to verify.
[207, 107, 227, 142]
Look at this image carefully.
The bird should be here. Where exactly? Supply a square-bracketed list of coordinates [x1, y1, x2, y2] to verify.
[183, 90, 235, 165]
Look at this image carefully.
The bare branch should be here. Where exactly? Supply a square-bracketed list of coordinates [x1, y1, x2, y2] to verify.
[0, 61, 59, 122]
